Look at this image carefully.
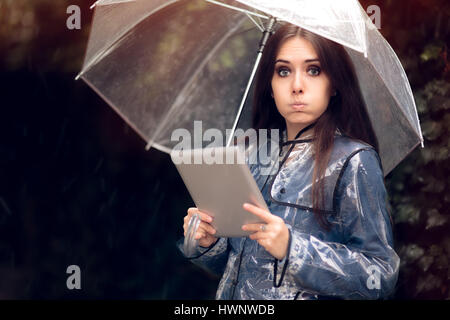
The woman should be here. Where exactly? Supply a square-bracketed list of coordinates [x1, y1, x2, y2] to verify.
[179, 23, 400, 300]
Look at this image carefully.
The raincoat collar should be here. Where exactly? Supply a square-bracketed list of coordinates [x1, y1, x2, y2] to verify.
[281, 123, 342, 147]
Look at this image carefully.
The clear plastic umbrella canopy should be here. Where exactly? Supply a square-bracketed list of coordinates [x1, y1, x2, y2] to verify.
[78, 0, 423, 176]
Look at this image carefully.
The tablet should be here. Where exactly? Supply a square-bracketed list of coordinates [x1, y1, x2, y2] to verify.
[171, 146, 267, 237]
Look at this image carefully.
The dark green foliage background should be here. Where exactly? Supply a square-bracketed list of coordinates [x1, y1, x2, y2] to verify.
[0, 0, 448, 299]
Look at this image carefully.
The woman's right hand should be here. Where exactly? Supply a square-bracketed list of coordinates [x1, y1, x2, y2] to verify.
[183, 207, 217, 248]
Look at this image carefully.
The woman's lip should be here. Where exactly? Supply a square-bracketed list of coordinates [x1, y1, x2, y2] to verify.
[291, 103, 307, 110]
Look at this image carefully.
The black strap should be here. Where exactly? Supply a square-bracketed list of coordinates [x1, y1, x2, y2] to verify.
[265, 124, 316, 288]
[262, 122, 317, 192]
[186, 238, 220, 260]
[273, 229, 291, 287]
[231, 238, 248, 299]
[264, 123, 316, 193]
[282, 122, 317, 146]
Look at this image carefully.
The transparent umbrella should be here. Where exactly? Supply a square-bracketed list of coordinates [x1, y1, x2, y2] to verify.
[77, 0, 424, 255]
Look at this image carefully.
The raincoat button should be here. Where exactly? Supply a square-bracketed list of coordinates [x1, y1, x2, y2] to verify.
[280, 188, 286, 194]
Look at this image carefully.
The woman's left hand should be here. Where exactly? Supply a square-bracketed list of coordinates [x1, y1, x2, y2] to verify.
[241, 203, 290, 260]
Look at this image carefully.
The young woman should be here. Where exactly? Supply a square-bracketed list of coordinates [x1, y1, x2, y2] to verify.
[179, 23, 399, 300]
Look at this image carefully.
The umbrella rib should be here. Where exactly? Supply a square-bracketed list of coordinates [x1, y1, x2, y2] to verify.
[145, 16, 250, 150]
[90, 0, 136, 9]
[245, 12, 264, 32]
[255, 14, 264, 30]
[205, 0, 268, 20]
[151, 142, 174, 155]
[90, 0, 99, 9]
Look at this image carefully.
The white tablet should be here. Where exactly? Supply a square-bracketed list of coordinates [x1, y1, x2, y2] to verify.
[171, 146, 267, 237]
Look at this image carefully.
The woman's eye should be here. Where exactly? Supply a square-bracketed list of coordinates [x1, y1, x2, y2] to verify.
[307, 66, 321, 76]
[277, 67, 290, 77]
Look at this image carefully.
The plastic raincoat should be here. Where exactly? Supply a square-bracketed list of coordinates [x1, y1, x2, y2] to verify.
[178, 129, 400, 300]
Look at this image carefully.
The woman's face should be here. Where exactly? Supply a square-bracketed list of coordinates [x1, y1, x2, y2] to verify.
[271, 36, 334, 139]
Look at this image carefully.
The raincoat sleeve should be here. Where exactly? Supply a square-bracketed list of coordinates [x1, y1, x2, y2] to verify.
[284, 148, 400, 299]
[177, 237, 230, 277]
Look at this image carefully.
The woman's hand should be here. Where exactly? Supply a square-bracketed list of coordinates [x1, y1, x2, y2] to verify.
[242, 203, 289, 260]
[183, 207, 217, 248]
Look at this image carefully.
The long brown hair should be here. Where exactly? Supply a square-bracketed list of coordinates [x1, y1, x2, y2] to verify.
[252, 23, 379, 229]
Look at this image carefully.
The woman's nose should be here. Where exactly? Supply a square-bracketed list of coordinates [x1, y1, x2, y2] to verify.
[291, 72, 304, 94]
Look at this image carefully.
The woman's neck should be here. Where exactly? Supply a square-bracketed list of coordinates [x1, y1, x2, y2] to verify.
[286, 122, 315, 141]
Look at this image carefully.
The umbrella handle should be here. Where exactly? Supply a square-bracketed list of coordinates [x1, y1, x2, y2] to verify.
[183, 213, 201, 257]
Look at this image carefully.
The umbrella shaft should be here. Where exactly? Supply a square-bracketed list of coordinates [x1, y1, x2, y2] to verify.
[227, 17, 277, 147]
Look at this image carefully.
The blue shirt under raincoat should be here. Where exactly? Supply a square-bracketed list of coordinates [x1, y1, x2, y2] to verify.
[178, 130, 400, 300]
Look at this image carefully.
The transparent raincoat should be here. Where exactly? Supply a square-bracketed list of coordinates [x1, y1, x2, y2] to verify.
[178, 130, 400, 300]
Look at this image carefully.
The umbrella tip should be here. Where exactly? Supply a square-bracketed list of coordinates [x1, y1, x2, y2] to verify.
[74, 73, 81, 80]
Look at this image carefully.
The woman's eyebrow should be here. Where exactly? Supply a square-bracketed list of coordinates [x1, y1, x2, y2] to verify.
[275, 58, 320, 64]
